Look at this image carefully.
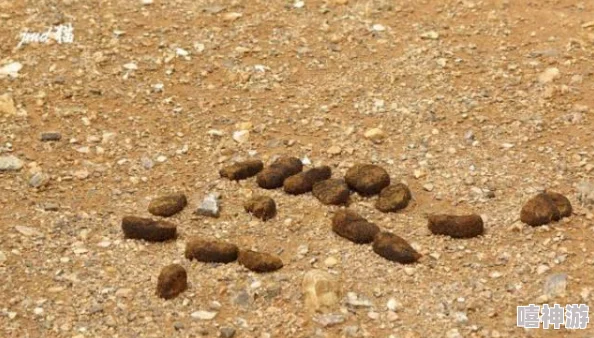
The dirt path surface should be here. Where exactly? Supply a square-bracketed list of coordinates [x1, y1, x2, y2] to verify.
[1, 0, 594, 337]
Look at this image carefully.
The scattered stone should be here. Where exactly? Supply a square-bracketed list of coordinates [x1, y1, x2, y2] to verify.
[538, 67, 560, 84]
[42, 202, 59, 211]
[0, 93, 17, 115]
[283, 166, 332, 195]
[29, 172, 49, 188]
[428, 214, 484, 238]
[364, 128, 385, 143]
[238, 250, 283, 273]
[327, 146, 342, 156]
[372, 232, 421, 264]
[544, 273, 568, 298]
[195, 193, 220, 218]
[387, 298, 399, 312]
[115, 288, 133, 298]
[302, 269, 341, 313]
[312, 179, 350, 205]
[0, 62, 22, 78]
[156, 264, 187, 300]
[577, 181, 594, 206]
[232, 289, 252, 308]
[420, 31, 439, 40]
[257, 156, 303, 189]
[324, 256, 339, 267]
[0, 155, 24, 171]
[141, 156, 154, 170]
[121, 216, 177, 242]
[345, 164, 390, 196]
[222, 12, 242, 21]
[331, 210, 379, 244]
[220, 327, 236, 338]
[520, 193, 560, 226]
[219, 160, 263, 180]
[148, 193, 188, 217]
[244, 195, 276, 221]
[185, 238, 239, 263]
[191, 310, 218, 320]
[372, 24, 385, 32]
[376, 183, 412, 212]
[232, 130, 250, 143]
[545, 192, 572, 218]
[313, 313, 345, 327]
[15, 225, 42, 237]
[346, 292, 373, 308]
[40, 132, 62, 141]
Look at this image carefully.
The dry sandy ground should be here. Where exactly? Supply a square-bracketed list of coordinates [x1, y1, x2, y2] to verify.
[1, 0, 594, 337]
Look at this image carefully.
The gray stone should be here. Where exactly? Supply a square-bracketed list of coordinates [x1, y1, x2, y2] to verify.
[141, 156, 154, 170]
[313, 313, 345, 327]
[0, 155, 23, 171]
[544, 273, 568, 298]
[220, 327, 236, 338]
[40, 132, 62, 141]
[345, 292, 373, 308]
[29, 172, 48, 188]
[232, 289, 252, 308]
[196, 193, 220, 218]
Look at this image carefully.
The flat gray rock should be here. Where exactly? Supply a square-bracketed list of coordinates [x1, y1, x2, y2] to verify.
[0, 155, 23, 171]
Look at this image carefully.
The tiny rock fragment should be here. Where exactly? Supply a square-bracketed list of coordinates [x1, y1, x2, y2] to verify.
[238, 250, 283, 273]
[0, 155, 24, 172]
[331, 210, 379, 244]
[0, 93, 17, 115]
[220, 327, 236, 338]
[420, 31, 439, 40]
[219, 160, 263, 180]
[372, 24, 385, 32]
[345, 164, 390, 196]
[372, 232, 421, 264]
[520, 193, 561, 226]
[538, 67, 560, 84]
[156, 264, 188, 300]
[148, 193, 188, 217]
[185, 237, 239, 263]
[545, 192, 572, 218]
[376, 183, 412, 212]
[327, 145, 342, 156]
[364, 128, 385, 143]
[15, 225, 42, 237]
[544, 273, 568, 298]
[196, 193, 220, 218]
[0, 62, 23, 78]
[40, 132, 62, 141]
[232, 130, 250, 143]
[29, 172, 49, 188]
[121, 216, 177, 242]
[191, 310, 218, 320]
[427, 214, 484, 238]
[244, 195, 276, 221]
[223, 12, 242, 21]
[577, 181, 594, 206]
[123, 62, 138, 71]
[313, 313, 345, 327]
[257, 156, 303, 189]
[312, 179, 350, 205]
[283, 166, 332, 195]
[302, 269, 341, 313]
